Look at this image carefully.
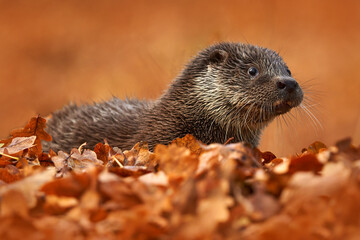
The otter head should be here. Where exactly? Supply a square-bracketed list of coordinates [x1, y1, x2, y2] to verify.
[191, 42, 303, 129]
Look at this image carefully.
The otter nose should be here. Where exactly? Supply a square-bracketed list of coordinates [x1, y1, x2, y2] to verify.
[276, 78, 299, 93]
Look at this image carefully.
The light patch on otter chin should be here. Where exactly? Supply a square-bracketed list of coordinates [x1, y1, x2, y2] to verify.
[273, 99, 295, 108]
[273, 100, 282, 107]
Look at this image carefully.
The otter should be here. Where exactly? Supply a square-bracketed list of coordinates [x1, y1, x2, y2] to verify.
[43, 42, 303, 152]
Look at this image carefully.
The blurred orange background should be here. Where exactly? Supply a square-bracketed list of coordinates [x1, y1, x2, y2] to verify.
[0, 0, 359, 156]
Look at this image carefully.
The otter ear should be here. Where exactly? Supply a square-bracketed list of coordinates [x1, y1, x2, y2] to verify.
[209, 49, 228, 65]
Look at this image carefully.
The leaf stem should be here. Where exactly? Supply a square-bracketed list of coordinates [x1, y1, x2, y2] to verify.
[0, 152, 19, 160]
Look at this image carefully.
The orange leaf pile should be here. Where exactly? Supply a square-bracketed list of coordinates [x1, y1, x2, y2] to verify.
[0, 116, 360, 239]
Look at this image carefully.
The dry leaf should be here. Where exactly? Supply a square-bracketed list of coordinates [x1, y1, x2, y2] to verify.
[171, 134, 203, 155]
[0, 136, 36, 155]
[0, 165, 22, 183]
[1, 116, 52, 157]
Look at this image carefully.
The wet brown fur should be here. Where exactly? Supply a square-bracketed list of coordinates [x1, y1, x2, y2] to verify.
[43, 42, 303, 152]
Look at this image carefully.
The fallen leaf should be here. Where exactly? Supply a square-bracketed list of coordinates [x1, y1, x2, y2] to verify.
[70, 148, 104, 169]
[0, 189, 28, 217]
[0, 136, 36, 155]
[288, 153, 323, 174]
[40, 171, 91, 198]
[0, 168, 56, 208]
[0, 165, 23, 183]
[138, 171, 169, 187]
[94, 142, 112, 164]
[1, 116, 52, 157]
[260, 151, 277, 164]
[109, 165, 151, 178]
[43, 195, 78, 215]
[123, 142, 158, 170]
[171, 134, 203, 155]
[305, 141, 327, 154]
[155, 143, 198, 180]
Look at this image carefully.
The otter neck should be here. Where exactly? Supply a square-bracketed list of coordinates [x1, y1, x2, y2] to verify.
[151, 77, 264, 147]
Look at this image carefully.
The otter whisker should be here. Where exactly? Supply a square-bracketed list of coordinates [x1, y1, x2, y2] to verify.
[281, 114, 290, 128]
[303, 99, 322, 118]
[286, 112, 298, 131]
[276, 116, 284, 139]
[299, 103, 323, 132]
[302, 102, 320, 108]
[302, 102, 322, 127]
[286, 110, 298, 126]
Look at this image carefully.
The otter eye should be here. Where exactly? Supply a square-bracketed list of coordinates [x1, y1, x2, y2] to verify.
[286, 69, 292, 75]
[248, 67, 259, 78]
